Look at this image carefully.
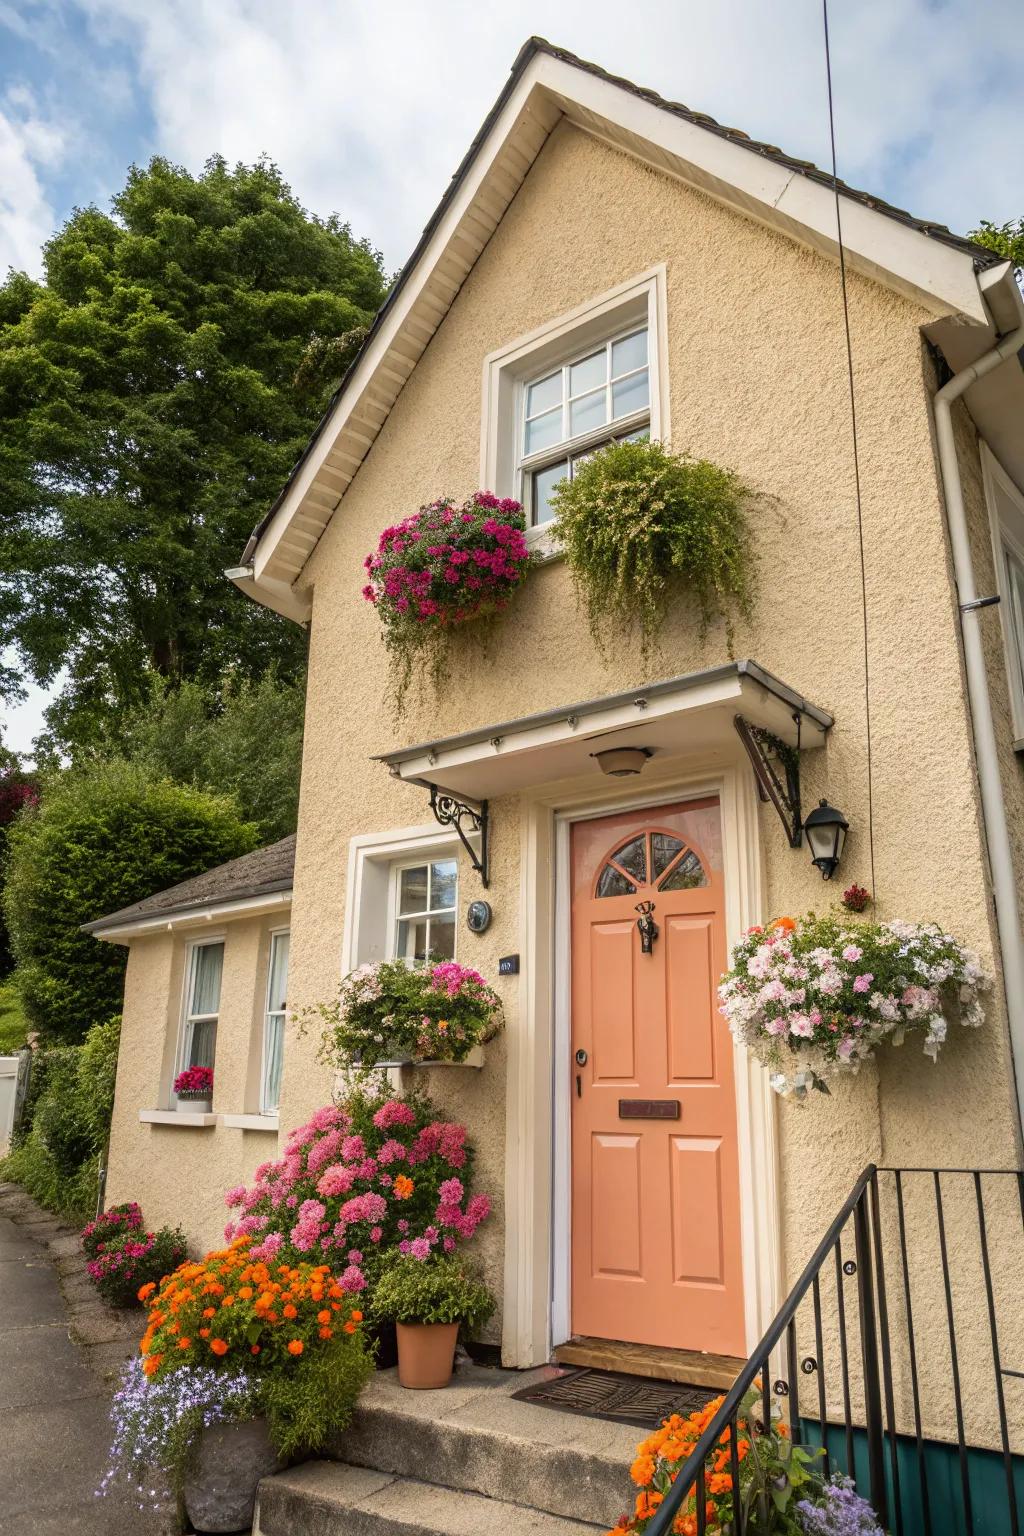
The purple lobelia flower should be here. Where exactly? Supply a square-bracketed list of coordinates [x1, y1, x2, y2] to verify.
[796, 1476, 887, 1535]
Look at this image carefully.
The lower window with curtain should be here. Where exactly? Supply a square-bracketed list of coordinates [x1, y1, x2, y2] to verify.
[179, 940, 224, 1080]
[261, 930, 289, 1115]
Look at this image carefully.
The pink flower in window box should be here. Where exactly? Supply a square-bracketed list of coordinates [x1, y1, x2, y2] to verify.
[173, 1065, 214, 1103]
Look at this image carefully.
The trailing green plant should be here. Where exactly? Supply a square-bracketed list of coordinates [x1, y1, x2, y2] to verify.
[549, 437, 756, 659]
[373, 1252, 495, 1333]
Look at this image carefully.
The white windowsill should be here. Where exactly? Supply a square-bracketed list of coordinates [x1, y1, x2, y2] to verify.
[221, 1113, 280, 1131]
[139, 1108, 219, 1127]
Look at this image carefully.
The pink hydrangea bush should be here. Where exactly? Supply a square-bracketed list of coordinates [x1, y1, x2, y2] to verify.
[361, 491, 532, 702]
[224, 1087, 492, 1306]
[82, 1202, 143, 1261]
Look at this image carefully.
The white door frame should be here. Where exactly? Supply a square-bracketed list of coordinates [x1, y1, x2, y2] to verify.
[502, 755, 781, 1368]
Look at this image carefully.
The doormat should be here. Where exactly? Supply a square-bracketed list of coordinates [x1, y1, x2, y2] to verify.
[511, 1367, 718, 1428]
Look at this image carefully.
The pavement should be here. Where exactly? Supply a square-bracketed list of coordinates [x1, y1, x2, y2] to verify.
[0, 1181, 173, 1534]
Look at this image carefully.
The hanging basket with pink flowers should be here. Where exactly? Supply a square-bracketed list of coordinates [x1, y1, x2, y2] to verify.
[361, 492, 533, 707]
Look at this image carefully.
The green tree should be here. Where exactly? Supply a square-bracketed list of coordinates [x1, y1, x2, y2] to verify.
[3, 760, 257, 1039]
[110, 670, 305, 842]
[969, 217, 1024, 279]
[0, 155, 386, 750]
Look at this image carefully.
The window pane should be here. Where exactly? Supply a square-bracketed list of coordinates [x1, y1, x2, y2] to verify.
[429, 911, 456, 960]
[612, 329, 648, 377]
[429, 860, 458, 912]
[612, 369, 649, 420]
[532, 459, 569, 525]
[659, 850, 708, 890]
[611, 836, 647, 883]
[267, 932, 289, 1014]
[1005, 544, 1024, 698]
[187, 1017, 216, 1070]
[569, 349, 606, 397]
[651, 833, 683, 878]
[569, 388, 607, 438]
[397, 917, 430, 962]
[597, 865, 636, 898]
[263, 1014, 284, 1113]
[526, 371, 561, 418]
[525, 407, 563, 455]
[399, 864, 429, 914]
[190, 944, 223, 1017]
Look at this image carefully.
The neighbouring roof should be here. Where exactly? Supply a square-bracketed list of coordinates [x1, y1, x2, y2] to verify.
[83, 834, 296, 937]
[232, 36, 1018, 617]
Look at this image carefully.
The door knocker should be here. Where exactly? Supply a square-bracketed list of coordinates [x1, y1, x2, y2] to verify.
[635, 899, 659, 954]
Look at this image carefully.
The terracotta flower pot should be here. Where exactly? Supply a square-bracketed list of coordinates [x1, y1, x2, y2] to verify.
[395, 1321, 459, 1389]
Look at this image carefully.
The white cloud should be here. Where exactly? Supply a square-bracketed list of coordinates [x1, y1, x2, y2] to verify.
[0, 82, 65, 275]
[70, 0, 1023, 274]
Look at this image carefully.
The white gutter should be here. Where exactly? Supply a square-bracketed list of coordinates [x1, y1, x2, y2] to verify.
[88, 890, 292, 944]
[932, 279, 1024, 1143]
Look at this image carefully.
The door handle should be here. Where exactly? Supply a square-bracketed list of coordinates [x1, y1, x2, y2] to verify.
[576, 1074, 582, 1098]
[575, 1048, 586, 1098]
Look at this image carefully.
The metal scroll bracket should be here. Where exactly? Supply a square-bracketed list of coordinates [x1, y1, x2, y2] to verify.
[428, 785, 489, 888]
[734, 713, 803, 848]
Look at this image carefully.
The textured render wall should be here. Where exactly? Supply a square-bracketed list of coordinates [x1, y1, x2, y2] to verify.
[107, 122, 1019, 1411]
[105, 914, 286, 1253]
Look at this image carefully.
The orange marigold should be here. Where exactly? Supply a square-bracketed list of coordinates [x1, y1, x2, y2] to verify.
[392, 1174, 414, 1199]
[287, 1339, 304, 1356]
[630, 1456, 656, 1487]
[210, 1338, 229, 1355]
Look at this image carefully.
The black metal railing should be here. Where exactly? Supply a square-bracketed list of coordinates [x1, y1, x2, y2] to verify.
[643, 1164, 1024, 1536]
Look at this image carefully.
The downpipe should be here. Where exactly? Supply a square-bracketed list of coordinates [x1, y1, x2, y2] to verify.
[932, 316, 1024, 1146]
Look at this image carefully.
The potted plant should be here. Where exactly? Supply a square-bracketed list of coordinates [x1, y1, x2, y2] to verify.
[174, 1064, 214, 1112]
[718, 913, 987, 1098]
[361, 490, 533, 707]
[101, 1238, 373, 1532]
[314, 958, 503, 1070]
[373, 1252, 494, 1389]
[548, 436, 757, 660]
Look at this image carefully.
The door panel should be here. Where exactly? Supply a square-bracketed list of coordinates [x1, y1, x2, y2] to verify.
[570, 799, 745, 1354]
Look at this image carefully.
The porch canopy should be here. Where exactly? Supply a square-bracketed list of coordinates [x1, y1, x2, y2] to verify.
[374, 659, 832, 802]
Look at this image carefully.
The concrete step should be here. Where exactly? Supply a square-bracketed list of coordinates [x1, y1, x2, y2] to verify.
[255, 1462, 608, 1536]
[323, 1365, 638, 1529]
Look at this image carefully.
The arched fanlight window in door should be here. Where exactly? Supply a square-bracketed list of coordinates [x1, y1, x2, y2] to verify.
[594, 831, 708, 897]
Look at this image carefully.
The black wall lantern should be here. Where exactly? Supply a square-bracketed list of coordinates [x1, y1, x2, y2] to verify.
[803, 798, 848, 881]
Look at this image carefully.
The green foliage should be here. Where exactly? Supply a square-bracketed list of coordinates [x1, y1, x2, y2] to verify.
[0, 979, 28, 1052]
[3, 760, 256, 1039]
[373, 1254, 495, 1332]
[549, 437, 756, 659]
[0, 154, 387, 750]
[0, 1014, 124, 1218]
[108, 672, 305, 842]
[259, 1334, 375, 1460]
[969, 217, 1024, 279]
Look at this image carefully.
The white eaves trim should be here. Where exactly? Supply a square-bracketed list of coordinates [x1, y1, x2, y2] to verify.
[244, 46, 992, 608]
[92, 890, 292, 944]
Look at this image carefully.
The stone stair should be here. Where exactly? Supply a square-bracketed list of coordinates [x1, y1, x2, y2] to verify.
[254, 1363, 639, 1536]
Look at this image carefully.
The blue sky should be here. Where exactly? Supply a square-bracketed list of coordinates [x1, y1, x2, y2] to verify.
[1, 0, 1021, 752]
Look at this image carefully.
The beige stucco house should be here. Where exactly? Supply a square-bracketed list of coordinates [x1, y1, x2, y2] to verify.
[90, 40, 1024, 1479]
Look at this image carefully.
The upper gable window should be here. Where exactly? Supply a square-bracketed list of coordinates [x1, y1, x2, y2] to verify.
[482, 268, 667, 549]
[520, 326, 651, 525]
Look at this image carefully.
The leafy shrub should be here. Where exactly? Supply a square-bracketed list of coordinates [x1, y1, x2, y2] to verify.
[224, 1084, 491, 1308]
[373, 1253, 494, 1332]
[315, 958, 503, 1066]
[549, 437, 756, 659]
[3, 761, 256, 1039]
[87, 1226, 188, 1308]
[76, 1016, 122, 1148]
[32, 1047, 94, 1176]
[82, 1202, 143, 1260]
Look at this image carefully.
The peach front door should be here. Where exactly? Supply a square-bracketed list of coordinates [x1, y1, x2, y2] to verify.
[570, 799, 745, 1355]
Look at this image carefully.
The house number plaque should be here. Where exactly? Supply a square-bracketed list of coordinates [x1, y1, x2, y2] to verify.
[618, 1099, 680, 1120]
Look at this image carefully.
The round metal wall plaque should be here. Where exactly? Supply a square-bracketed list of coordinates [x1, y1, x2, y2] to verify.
[466, 899, 492, 934]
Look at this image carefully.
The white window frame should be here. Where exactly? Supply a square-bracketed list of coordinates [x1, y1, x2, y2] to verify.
[982, 444, 1024, 747]
[517, 323, 651, 528]
[386, 854, 459, 963]
[342, 824, 465, 975]
[481, 267, 669, 556]
[175, 936, 225, 1087]
[260, 927, 289, 1116]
